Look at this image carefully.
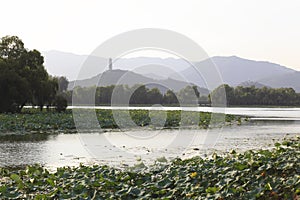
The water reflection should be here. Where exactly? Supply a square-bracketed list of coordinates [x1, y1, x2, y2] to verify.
[0, 134, 91, 168]
[67, 106, 300, 119]
[0, 135, 50, 167]
[0, 119, 299, 168]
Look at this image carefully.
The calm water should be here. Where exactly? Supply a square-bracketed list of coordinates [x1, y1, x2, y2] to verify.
[1, 107, 300, 168]
[68, 106, 300, 119]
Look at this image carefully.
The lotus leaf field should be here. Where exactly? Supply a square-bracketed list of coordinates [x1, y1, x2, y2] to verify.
[0, 137, 298, 199]
[0, 109, 239, 134]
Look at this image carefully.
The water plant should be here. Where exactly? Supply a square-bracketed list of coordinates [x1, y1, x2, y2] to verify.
[0, 109, 241, 134]
[0, 137, 299, 199]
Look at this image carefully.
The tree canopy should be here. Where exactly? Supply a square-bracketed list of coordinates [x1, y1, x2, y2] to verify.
[71, 83, 300, 107]
[0, 35, 67, 113]
[210, 84, 300, 106]
[70, 84, 202, 106]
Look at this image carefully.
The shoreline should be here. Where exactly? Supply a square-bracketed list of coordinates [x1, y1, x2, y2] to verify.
[0, 136, 299, 199]
[1, 124, 299, 169]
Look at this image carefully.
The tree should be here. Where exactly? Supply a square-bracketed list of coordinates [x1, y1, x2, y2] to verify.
[177, 86, 199, 105]
[210, 84, 234, 106]
[0, 35, 59, 112]
[73, 86, 96, 105]
[0, 59, 30, 112]
[163, 90, 178, 105]
[96, 85, 114, 105]
[110, 85, 130, 105]
[130, 85, 148, 105]
[209, 84, 299, 106]
[35, 77, 58, 111]
[0, 36, 25, 60]
[147, 88, 163, 104]
[192, 86, 200, 99]
[58, 76, 69, 92]
[54, 94, 68, 112]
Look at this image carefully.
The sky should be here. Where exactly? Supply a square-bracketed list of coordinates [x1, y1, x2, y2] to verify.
[1, 0, 300, 70]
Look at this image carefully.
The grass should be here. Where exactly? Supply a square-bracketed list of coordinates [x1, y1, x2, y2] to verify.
[0, 137, 299, 199]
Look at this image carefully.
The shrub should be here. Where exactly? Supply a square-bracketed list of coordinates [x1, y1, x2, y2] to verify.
[54, 94, 68, 112]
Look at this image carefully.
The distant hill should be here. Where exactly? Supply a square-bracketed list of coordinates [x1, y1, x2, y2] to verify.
[43, 50, 89, 81]
[171, 56, 296, 90]
[259, 71, 300, 92]
[68, 69, 210, 95]
[43, 50, 191, 81]
[211, 56, 295, 86]
[43, 51, 300, 92]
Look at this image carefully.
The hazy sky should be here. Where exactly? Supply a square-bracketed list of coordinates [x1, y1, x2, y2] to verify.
[1, 0, 300, 70]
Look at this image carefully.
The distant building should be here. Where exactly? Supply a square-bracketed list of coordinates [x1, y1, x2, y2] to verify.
[108, 58, 112, 71]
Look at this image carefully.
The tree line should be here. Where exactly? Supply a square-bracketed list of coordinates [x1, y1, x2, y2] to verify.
[2, 35, 300, 112]
[65, 84, 202, 106]
[0, 36, 68, 113]
[210, 84, 300, 106]
[65, 83, 300, 107]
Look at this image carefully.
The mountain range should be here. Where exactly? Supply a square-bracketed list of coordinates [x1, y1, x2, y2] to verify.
[43, 50, 300, 92]
[43, 50, 190, 81]
[68, 69, 210, 95]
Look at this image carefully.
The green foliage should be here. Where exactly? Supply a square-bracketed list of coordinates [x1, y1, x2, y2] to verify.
[53, 95, 68, 112]
[0, 137, 299, 199]
[130, 85, 148, 105]
[66, 83, 300, 107]
[0, 109, 240, 133]
[57, 76, 69, 92]
[147, 88, 163, 104]
[162, 89, 179, 105]
[210, 84, 300, 106]
[71, 85, 193, 106]
[0, 110, 75, 133]
[177, 85, 199, 105]
[0, 60, 30, 112]
[0, 35, 59, 113]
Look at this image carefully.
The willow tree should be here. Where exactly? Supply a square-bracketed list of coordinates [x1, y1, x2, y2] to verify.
[0, 35, 59, 112]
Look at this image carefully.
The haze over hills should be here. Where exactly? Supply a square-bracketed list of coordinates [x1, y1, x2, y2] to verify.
[170, 56, 296, 89]
[258, 71, 300, 92]
[43, 50, 300, 92]
[238, 81, 269, 89]
[43, 50, 191, 81]
[212, 56, 295, 85]
[68, 69, 210, 95]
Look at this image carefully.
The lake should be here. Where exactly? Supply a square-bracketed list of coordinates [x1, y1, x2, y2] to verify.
[68, 106, 300, 119]
[1, 107, 300, 169]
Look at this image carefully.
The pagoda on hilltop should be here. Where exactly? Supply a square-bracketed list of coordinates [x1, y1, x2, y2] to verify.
[108, 58, 112, 71]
